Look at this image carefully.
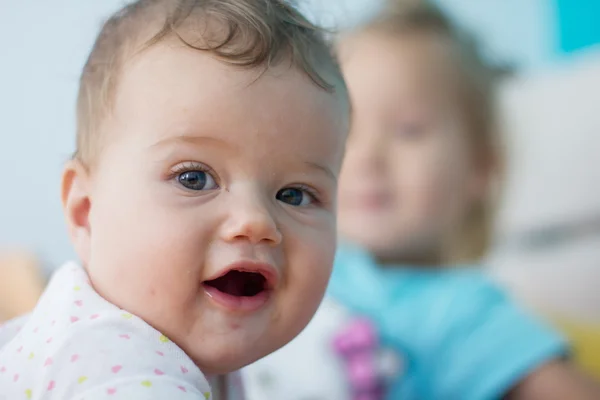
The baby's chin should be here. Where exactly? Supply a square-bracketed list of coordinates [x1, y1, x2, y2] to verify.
[174, 308, 291, 374]
[187, 331, 282, 374]
[341, 226, 416, 261]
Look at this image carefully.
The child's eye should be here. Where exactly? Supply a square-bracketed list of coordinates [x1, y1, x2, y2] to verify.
[276, 187, 315, 207]
[394, 122, 427, 140]
[177, 170, 218, 191]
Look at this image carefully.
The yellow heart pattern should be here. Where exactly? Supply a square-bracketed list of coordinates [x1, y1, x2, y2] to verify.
[74, 286, 81, 291]
[141, 380, 152, 387]
[25, 389, 32, 399]
[27, 352, 34, 360]
[159, 334, 170, 343]
[78, 376, 88, 384]
[121, 313, 133, 319]
[204, 392, 211, 399]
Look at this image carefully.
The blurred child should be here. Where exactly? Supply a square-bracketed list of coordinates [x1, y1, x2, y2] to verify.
[243, 2, 600, 399]
[0, 0, 348, 398]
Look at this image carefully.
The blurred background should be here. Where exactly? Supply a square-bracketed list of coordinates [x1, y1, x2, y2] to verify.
[0, 0, 599, 361]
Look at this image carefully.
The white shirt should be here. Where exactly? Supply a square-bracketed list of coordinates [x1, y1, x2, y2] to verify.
[0, 263, 244, 400]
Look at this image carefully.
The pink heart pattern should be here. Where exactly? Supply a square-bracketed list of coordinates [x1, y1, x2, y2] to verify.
[111, 365, 122, 374]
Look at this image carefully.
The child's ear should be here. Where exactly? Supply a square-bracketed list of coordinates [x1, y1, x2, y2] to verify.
[61, 159, 92, 266]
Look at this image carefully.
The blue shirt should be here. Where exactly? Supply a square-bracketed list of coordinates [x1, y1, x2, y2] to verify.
[328, 244, 567, 400]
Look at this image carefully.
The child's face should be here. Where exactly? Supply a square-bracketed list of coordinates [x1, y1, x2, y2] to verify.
[63, 43, 347, 373]
[338, 33, 483, 263]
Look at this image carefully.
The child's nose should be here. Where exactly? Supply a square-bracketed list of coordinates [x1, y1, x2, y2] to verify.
[219, 193, 282, 246]
[347, 133, 388, 173]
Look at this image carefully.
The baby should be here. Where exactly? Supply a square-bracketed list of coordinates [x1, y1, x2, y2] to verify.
[0, 0, 348, 399]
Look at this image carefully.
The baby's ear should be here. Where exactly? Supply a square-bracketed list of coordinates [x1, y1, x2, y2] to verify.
[61, 159, 92, 266]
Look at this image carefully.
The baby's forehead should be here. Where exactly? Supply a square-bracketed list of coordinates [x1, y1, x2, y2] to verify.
[116, 43, 339, 112]
[108, 44, 345, 150]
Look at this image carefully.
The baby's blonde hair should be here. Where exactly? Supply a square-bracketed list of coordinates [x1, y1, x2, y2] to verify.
[75, 0, 344, 167]
[351, 0, 507, 262]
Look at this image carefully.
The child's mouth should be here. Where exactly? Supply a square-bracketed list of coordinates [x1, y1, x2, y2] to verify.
[204, 270, 267, 297]
[202, 263, 276, 313]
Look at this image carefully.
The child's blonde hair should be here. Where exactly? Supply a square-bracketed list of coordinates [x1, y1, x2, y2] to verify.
[350, 0, 507, 262]
[75, 0, 345, 168]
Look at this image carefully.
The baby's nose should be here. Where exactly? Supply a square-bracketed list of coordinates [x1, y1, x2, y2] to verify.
[220, 193, 282, 246]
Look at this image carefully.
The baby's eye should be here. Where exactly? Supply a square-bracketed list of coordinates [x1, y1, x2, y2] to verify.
[177, 170, 218, 191]
[276, 188, 314, 207]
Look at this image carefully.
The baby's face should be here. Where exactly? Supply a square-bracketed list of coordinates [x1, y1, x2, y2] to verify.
[338, 33, 482, 263]
[67, 42, 347, 373]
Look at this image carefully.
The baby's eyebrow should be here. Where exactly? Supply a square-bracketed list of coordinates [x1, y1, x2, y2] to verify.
[304, 161, 336, 182]
[150, 134, 227, 149]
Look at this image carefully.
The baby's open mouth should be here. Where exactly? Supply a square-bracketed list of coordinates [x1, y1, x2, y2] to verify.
[204, 270, 267, 297]
[202, 261, 276, 312]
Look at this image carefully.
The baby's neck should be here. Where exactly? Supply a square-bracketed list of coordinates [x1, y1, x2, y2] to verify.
[206, 375, 228, 400]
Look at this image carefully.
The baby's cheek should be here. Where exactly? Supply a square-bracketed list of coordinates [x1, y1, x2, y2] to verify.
[92, 220, 203, 314]
[285, 232, 335, 318]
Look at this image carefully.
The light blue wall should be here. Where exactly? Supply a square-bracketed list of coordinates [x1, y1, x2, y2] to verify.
[0, 0, 125, 269]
